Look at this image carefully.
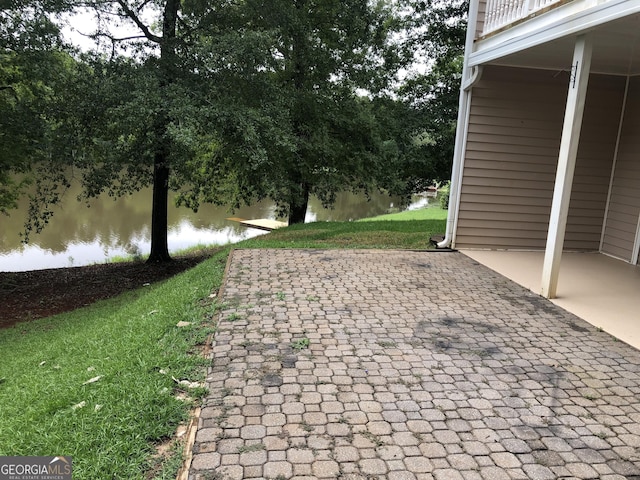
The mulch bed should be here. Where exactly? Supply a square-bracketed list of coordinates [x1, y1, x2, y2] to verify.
[0, 252, 214, 329]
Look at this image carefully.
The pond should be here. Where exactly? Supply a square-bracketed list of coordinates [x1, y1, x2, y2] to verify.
[0, 182, 438, 272]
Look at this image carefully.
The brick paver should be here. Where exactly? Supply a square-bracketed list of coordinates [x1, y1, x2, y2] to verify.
[188, 249, 640, 480]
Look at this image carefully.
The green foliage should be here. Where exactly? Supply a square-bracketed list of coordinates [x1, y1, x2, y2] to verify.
[177, 0, 403, 224]
[377, 0, 468, 197]
[292, 337, 310, 350]
[0, 1, 70, 215]
[439, 181, 451, 210]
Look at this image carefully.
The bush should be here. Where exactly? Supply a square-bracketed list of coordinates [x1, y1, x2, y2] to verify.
[439, 181, 451, 210]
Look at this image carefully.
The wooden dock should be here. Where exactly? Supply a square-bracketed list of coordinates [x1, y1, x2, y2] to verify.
[226, 217, 288, 232]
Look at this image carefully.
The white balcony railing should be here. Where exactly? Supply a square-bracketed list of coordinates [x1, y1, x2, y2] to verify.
[482, 0, 562, 35]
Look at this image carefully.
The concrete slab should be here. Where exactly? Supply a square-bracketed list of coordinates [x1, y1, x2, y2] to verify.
[462, 250, 640, 350]
[188, 249, 640, 480]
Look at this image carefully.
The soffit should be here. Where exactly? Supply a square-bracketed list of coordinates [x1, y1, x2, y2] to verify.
[489, 13, 640, 76]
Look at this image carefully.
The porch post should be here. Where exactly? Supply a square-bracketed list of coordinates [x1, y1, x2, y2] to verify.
[541, 34, 593, 299]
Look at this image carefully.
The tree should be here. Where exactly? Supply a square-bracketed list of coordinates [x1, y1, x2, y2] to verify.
[176, 0, 402, 224]
[22, 0, 189, 262]
[385, 0, 468, 195]
[74, 0, 180, 262]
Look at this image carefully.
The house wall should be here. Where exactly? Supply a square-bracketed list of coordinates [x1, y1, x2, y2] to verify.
[601, 76, 640, 262]
[454, 65, 624, 250]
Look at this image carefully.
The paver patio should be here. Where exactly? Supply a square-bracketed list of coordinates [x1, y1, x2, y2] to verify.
[188, 249, 640, 480]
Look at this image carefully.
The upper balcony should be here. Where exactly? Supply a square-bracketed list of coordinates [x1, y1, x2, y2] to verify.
[482, 0, 565, 36]
[468, 0, 640, 74]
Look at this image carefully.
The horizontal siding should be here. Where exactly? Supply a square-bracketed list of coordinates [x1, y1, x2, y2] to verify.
[601, 76, 640, 262]
[469, 114, 567, 131]
[566, 75, 625, 249]
[455, 65, 562, 249]
[455, 66, 623, 251]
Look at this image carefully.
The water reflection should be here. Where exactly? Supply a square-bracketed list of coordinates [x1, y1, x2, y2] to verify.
[0, 181, 436, 272]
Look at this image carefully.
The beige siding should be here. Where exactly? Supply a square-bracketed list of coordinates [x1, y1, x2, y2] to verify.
[601, 77, 640, 261]
[455, 65, 624, 250]
[567, 74, 625, 250]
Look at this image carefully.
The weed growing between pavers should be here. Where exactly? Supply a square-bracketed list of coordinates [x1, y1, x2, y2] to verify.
[291, 337, 310, 350]
[226, 312, 243, 322]
[237, 443, 266, 453]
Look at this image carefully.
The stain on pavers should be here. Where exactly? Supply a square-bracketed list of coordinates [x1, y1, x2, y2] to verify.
[188, 249, 640, 480]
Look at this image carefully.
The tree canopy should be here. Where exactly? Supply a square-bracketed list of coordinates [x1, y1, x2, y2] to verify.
[0, 0, 71, 214]
[378, 0, 468, 198]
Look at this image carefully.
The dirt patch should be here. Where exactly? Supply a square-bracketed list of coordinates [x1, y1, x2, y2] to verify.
[0, 250, 219, 329]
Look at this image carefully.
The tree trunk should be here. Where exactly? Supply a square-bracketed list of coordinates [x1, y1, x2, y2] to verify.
[288, 181, 310, 224]
[146, 0, 179, 264]
[147, 157, 171, 263]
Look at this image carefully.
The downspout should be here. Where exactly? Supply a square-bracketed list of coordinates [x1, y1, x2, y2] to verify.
[437, 0, 483, 249]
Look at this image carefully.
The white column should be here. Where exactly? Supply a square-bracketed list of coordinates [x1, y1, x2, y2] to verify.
[541, 35, 592, 299]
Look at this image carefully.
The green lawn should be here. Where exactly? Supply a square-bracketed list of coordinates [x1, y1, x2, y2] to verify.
[0, 213, 446, 479]
[357, 206, 448, 222]
[0, 255, 226, 479]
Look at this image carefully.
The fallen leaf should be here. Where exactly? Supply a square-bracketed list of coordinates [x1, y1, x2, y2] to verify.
[172, 376, 202, 389]
[179, 380, 203, 389]
[176, 321, 191, 328]
[82, 375, 103, 385]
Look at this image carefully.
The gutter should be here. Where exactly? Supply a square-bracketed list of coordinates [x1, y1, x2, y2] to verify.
[437, 0, 483, 249]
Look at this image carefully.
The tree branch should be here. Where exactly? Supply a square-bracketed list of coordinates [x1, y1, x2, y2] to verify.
[136, 0, 154, 12]
[115, 0, 162, 44]
[78, 30, 148, 43]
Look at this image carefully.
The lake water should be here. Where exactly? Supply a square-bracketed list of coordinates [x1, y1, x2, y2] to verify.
[0, 182, 437, 272]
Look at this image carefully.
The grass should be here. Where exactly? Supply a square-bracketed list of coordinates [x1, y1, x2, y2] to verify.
[0, 209, 446, 479]
[103, 244, 221, 264]
[357, 206, 448, 222]
[241, 216, 446, 250]
[0, 253, 228, 479]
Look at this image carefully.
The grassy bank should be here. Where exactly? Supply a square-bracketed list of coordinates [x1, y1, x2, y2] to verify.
[0, 210, 445, 479]
[0, 254, 227, 479]
[357, 205, 447, 222]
